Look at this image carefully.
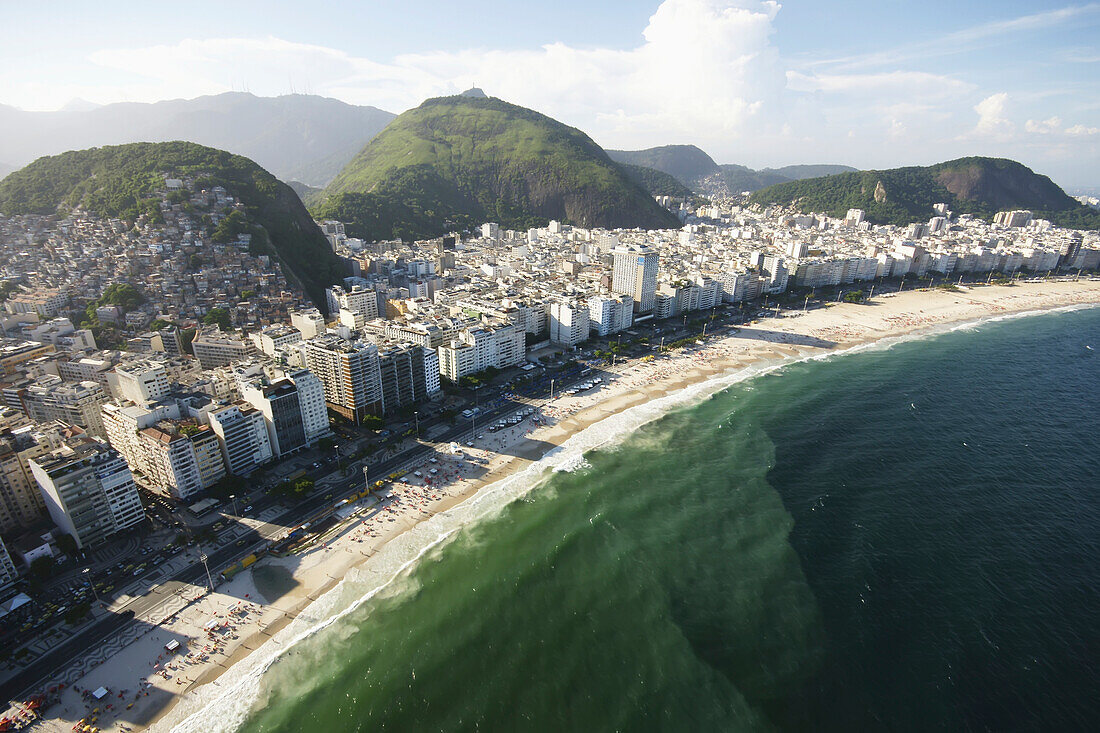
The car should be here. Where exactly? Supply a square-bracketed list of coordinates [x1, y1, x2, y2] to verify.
[244, 505, 253, 513]
[236, 539, 247, 547]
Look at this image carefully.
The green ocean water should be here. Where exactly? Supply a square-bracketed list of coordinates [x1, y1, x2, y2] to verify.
[197, 306, 1100, 732]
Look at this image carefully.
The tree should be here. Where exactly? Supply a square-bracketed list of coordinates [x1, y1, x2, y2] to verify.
[843, 290, 865, 304]
[56, 533, 78, 557]
[149, 318, 171, 331]
[30, 556, 55, 579]
[240, 289, 255, 300]
[318, 437, 336, 452]
[203, 307, 231, 330]
[65, 603, 91, 625]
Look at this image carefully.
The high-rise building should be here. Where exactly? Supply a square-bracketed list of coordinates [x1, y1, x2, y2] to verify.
[22, 378, 110, 437]
[0, 536, 17, 589]
[325, 286, 379, 321]
[612, 245, 659, 313]
[290, 308, 327, 340]
[588, 294, 633, 337]
[376, 343, 441, 414]
[0, 425, 75, 531]
[208, 403, 272, 475]
[549, 301, 590, 347]
[191, 327, 253, 370]
[303, 336, 383, 424]
[438, 322, 525, 382]
[29, 437, 144, 550]
[240, 378, 307, 457]
[112, 361, 170, 405]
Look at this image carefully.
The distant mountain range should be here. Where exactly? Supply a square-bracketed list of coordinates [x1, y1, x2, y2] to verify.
[750, 157, 1100, 229]
[0, 93, 395, 187]
[314, 95, 680, 240]
[606, 145, 856, 194]
[0, 141, 343, 305]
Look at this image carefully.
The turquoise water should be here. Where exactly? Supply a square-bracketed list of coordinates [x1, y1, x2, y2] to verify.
[225, 307, 1100, 732]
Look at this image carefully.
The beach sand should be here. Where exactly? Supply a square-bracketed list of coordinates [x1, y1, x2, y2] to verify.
[23, 279, 1100, 733]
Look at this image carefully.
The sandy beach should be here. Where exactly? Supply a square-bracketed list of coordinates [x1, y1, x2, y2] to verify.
[20, 278, 1100, 733]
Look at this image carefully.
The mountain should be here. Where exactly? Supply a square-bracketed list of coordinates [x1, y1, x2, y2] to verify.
[318, 95, 680, 240]
[459, 87, 489, 98]
[0, 92, 395, 187]
[750, 157, 1100, 230]
[618, 163, 695, 198]
[0, 162, 14, 181]
[606, 145, 719, 185]
[714, 164, 791, 194]
[764, 164, 858, 180]
[0, 141, 344, 305]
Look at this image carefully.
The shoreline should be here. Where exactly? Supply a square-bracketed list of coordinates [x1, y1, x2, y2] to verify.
[26, 279, 1100, 733]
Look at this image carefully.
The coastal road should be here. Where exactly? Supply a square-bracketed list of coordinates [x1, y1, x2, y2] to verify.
[1, 370, 603, 702]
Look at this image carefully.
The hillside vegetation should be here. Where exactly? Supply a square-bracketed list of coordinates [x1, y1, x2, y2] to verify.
[618, 163, 695, 198]
[0, 141, 343, 304]
[750, 157, 1100, 229]
[318, 96, 678, 239]
[606, 145, 719, 185]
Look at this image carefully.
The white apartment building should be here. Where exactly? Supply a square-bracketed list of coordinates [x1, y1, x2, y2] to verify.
[612, 245, 659, 313]
[191, 327, 253, 370]
[326, 285, 380, 320]
[23, 378, 110, 437]
[30, 437, 144, 549]
[549, 301, 590, 347]
[438, 322, 525, 381]
[208, 403, 272, 475]
[112, 361, 170, 404]
[290, 308, 326, 340]
[250, 324, 303, 358]
[588, 294, 633, 337]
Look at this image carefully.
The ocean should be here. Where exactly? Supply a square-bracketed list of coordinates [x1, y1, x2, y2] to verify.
[179, 306, 1100, 732]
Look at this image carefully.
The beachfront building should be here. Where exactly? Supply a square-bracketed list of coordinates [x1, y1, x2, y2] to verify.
[376, 342, 441, 414]
[101, 402, 226, 500]
[612, 245, 659, 313]
[29, 437, 144, 550]
[303, 335, 384, 424]
[588, 294, 633, 337]
[0, 423, 86, 531]
[437, 322, 525, 382]
[549, 300, 590, 348]
[208, 403, 272, 475]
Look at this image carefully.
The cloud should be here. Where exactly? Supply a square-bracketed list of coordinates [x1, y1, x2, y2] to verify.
[1025, 116, 1062, 134]
[970, 92, 1015, 139]
[1066, 123, 1100, 135]
[83, 1, 786, 149]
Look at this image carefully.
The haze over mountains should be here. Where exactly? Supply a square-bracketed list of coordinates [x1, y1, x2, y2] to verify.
[0, 92, 395, 187]
[606, 145, 857, 195]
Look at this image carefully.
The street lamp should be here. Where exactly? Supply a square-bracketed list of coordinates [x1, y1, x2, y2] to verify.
[82, 567, 100, 607]
[363, 464, 371, 492]
[199, 551, 214, 592]
[549, 378, 555, 401]
[414, 411, 420, 440]
[229, 494, 238, 517]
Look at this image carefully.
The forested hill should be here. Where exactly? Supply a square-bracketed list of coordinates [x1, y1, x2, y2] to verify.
[316, 95, 679, 240]
[0, 141, 343, 304]
[750, 157, 1100, 229]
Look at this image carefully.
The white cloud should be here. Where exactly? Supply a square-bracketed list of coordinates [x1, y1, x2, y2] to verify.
[1066, 123, 1100, 135]
[1025, 116, 1062, 134]
[82, 1, 786, 150]
[970, 92, 1015, 139]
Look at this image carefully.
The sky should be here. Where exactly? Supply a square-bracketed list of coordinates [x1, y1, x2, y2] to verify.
[2, 0, 1099, 187]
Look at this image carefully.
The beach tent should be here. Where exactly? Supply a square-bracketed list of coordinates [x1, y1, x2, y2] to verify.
[164, 640, 180, 652]
[203, 619, 219, 631]
[91, 687, 108, 700]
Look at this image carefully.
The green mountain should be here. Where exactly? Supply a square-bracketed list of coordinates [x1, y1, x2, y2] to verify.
[318, 96, 679, 239]
[715, 164, 791, 193]
[0, 141, 344, 305]
[606, 145, 719, 185]
[764, 164, 858, 180]
[618, 163, 694, 198]
[751, 157, 1100, 230]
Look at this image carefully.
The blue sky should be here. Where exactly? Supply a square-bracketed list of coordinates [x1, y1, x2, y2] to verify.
[2, 1, 1098, 187]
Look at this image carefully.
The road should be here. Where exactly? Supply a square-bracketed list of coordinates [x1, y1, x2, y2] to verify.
[0, 368, 599, 702]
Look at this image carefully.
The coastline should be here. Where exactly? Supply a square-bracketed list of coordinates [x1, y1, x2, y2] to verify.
[28, 279, 1100, 733]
